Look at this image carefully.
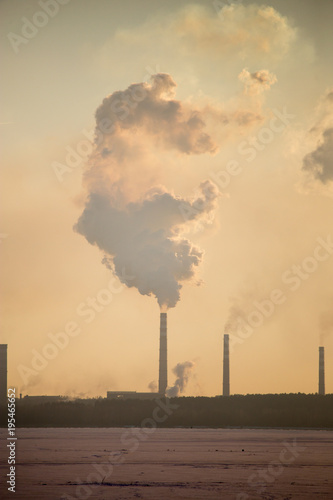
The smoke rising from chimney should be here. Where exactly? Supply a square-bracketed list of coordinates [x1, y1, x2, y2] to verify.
[224, 304, 249, 335]
[318, 346, 325, 396]
[148, 381, 157, 392]
[319, 311, 333, 345]
[166, 360, 195, 397]
[74, 74, 219, 309]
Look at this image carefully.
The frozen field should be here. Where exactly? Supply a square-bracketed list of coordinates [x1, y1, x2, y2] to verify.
[1, 427, 332, 499]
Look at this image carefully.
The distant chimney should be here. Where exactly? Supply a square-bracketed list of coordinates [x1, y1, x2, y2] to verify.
[223, 334, 230, 396]
[318, 346, 325, 395]
[0, 344, 7, 406]
[159, 313, 167, 396]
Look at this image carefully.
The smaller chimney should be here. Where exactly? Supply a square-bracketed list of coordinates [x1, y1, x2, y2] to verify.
[223, 334, 230, 396]
[318, 346, 325, 395]
[159, 313, 167, 396]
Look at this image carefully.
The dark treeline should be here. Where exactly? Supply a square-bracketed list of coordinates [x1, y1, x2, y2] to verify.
[1, 394, 332, 428]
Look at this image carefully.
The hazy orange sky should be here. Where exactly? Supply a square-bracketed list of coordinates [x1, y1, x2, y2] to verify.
[1, 0, 332, 397]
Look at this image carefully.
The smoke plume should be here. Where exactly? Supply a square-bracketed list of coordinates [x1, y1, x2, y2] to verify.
[94, 73, 217, 157]
[224, 304, 249, 335]
[302, 88, 333, 185]
[74, 74, 219, 309]
[320, 311, 333, 345]
[75, 181, 218, 309]
[303, 128, 333, 184]
[224, 289, 260, 336]
[148, 380, 157, 392]
[174, 4, 295, 59]
[118, 4, 296, 62]
[238, 68, 277, 95]
[166, 361, 195, 397]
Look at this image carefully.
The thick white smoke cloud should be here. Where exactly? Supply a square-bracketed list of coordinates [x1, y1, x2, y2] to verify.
[75, 74, 219, 309]
[75, 182, 218, 309]
[166, 361, 195, 397]
[94, 73, 217, 157]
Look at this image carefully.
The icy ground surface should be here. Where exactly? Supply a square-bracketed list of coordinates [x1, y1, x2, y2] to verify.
[0, 427, 332, 499]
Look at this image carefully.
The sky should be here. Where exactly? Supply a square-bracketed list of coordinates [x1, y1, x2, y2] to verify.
[1, 0, 332, 397]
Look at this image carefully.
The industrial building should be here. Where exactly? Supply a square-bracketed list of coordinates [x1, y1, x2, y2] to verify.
[106, 391, 160, 400]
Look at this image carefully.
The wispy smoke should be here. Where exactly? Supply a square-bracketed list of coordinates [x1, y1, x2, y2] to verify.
[21, 373, 42, 393]
[64, 391, 87, 399]
[302, 89, 333, 185]
[148, 380, 157, 392]
[320, 310, 333, 345]
[238, 68, 277, 95]
[224, 289, 260, 336]
[303, 128, 333, 184]
[74, 74, 219, 309]
[166, 361, 195, 397]
[224, 304, 249, 335]
[130, 4, 296, 61]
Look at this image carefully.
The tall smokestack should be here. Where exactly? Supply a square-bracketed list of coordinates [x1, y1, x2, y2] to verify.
[223, 334, 230, 396]
[318, 346, 325, 395]
[159, 313, 167, 396]
[0, 344, 7, 406]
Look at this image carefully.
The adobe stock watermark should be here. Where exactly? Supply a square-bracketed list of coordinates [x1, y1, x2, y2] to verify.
[17, 270, 134, 386]
[7, 0, 71, 54]
[236, 438, 307, 499]
[60, 398, 179, 500]
[228, 235, 333, 352]
[51, 65, 161, 183]
[209, 107, 295, 193]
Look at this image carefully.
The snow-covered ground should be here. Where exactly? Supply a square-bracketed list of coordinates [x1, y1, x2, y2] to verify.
[1, 428, 332, 499]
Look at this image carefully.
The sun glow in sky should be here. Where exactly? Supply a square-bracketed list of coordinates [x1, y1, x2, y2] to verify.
[1, 0, 333, 397]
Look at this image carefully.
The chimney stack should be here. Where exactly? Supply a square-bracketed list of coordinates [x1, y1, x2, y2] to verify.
[223, 334, 230, 396]
[159, 313, 167, 396]
[318, 346, 325, 395]
[0, 344, 7, 406]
